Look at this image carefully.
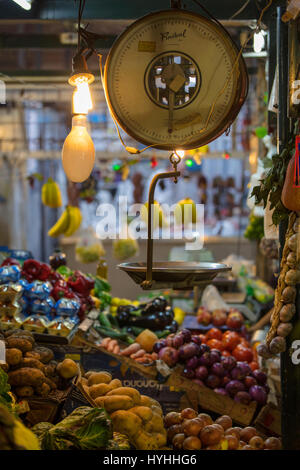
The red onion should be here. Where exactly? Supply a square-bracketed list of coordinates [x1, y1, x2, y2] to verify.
[191, 335, 202, 345]
[158, 347, 179, 367]
[195, 365, 209, 380]
[231, 362, 251, 380]
[186, 355, 199, 369]
[165, 336, 175, 348]
[153, 341, 165, 353]
[182, 367, 195, 379]
[199, 344, 210, 355]
[252, 369, 267, 385]
[198, 351, 213, 367]
[225, 380, 246, 397]
[181, 329, 192, 342]
[211, 362, 226, 377]
[249, 385, 267, 404]
[205, 374, 221, 389]
[173, 334, 185, 349]
[244, 375, 257, 389]
[234, 391, 251, 405]
[179, 342, 199, 360]
[210, 349, 221, 364]
[221, 355, 237, 371]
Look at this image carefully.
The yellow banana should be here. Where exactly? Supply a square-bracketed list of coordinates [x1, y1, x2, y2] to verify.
[64, 206, 82, 237]
[41, 178, 62, 208]
[48, 206, 71, 237]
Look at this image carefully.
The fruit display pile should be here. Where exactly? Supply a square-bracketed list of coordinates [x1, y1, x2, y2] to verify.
[154, 328, 267, 405]
[0, 257, 111, 335]
[164, 408, 281, 450]
[197, 307, 246, 331]
[0, 328, 79, 400]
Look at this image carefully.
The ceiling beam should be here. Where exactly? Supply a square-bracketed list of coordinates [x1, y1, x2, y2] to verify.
[2, 0, 262, 21]
[0, 34, 115, 49]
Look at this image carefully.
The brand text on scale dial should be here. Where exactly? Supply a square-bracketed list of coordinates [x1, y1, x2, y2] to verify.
[160, 29, 187, 41]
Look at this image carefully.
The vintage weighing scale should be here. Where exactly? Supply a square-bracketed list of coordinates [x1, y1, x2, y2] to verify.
[104, 7, 248, 291]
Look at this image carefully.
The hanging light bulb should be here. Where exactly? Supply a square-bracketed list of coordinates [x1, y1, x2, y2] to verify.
[72, 79, 93, 115]
[62, 114, 95, 183]
[253, 31, 266, 53]
[175, 150, 185, 159]
[61, 51, 96, 182]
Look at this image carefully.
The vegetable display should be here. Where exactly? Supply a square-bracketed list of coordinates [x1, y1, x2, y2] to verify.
[197, 307, 245, 330]
[258, 212, 299, 357]
[79, 369, 167, 450]
[33, 406, 112, 450]
[1, 328, 78, 399]
[154, 329, 267, 405]
[164, 408, 281, 450]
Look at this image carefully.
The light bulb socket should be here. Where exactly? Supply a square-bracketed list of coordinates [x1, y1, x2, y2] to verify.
[69, 52, 95, 86]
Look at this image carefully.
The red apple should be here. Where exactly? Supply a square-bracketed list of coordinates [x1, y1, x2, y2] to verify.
[197, 308, 212, 325]
[226, 311, 244, 330]
[212, 309, 227, 327]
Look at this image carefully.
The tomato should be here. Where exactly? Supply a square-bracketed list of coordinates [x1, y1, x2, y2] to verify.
[239, 338, 250, 348]
[249, 361, 259, 371]
[221, 331, 241, 351]
[199, 334, 207, 344]
[206, 327, 223, 341]
[206, 338, 224, 351]
[232, 344, 254, 363]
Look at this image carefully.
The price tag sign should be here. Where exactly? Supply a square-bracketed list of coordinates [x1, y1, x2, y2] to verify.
[0, 340, 6, 364]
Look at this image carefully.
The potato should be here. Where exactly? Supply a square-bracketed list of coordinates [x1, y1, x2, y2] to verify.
[8, 367, 45, 387]
[109, 379, 122, 390]
[44, 363, 57, 378]
[20, 358, 45, 371]
[25, 351, 41, 361]
[6, 337, 32, 353]
[43, 377, 57, 390]
[111, 409, 142, 436]
[147, 413, 165, 433]
[94, 396, 106, 407]
[106, 387, 141, 405]
[14, 386, 34, 397]
[56, 359, 78, 379]
[5, 348, 22, 366]
[87, 371, 112, 386]
[80, 377, 88, 386]
[33, 347, 54, 364]
[140, 395, 160, 409]
[151, 405, 163, 416]
[89, 383, 112, 399]
[85, 371, 96, 379]
[103, 395, 134, 413]
[129, 406, 153, 423]
[35, 382, 51, 397]
[83, 385, 90, 396]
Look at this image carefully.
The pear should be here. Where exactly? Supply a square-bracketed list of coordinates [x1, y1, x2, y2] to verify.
[140, 200, 168, 229]
[174, 198, 197, 225]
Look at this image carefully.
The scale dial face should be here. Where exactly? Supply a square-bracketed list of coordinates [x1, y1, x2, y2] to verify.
[104, 10, 248, 150]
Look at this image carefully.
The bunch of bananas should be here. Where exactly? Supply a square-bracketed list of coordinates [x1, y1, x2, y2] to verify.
[41, 178, 62, 208]
[48, 206, 82, 238]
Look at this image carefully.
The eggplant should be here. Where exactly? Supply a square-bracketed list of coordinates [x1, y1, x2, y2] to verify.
[142, 296, 168, 314]
[164, 320, 178, 333]
[117, 305, 139, 315]
[117, 311, 170, 330]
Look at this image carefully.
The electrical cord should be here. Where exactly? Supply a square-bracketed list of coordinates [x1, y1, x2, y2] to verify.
[230, 0, 251, 20]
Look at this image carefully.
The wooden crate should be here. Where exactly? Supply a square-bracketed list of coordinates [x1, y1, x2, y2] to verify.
[167, 373, 257, 426]
[254, 403, 281, 436]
